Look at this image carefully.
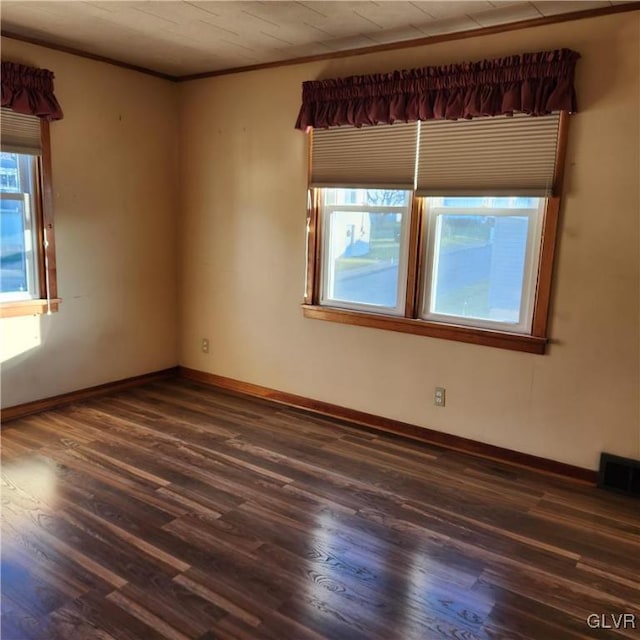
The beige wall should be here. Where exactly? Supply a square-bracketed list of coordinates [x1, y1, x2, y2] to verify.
[1, 14, 637, 471]
[178, 12, 640, 471]
[0, 38, 179, 407]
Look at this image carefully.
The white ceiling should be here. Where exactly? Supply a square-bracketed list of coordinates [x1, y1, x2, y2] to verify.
[0, 1, 626, 78]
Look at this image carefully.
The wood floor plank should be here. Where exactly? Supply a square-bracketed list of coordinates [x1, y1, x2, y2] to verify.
[67, 591, 170, 640]
[1, 594, 55, 640]
[0, 521, 119, 597]
[46, 604, 119, 640]
[2, 515, 130, 590]
[2, 377, 639, 639]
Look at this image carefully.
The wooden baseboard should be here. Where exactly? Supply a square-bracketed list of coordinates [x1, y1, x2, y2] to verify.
[2, 363, 597, 484]
[178, 366, 597, 484]
[1, 367, 179, 424]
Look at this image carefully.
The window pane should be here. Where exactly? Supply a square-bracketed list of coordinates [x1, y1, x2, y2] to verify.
[323, 188, 411, 207]
[321, 189, 410, 312]
[441, 196, 538, 209]
[0, 152, 38, 299]
[1, 198, 29, 294]
[431, 214, 528, 323]
[424, 197, 541, 330]
[0, 152, 21, 192]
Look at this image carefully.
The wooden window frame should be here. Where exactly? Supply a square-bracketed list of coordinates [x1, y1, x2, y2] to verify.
[1, 120, 59, 318]
[302, 112, 569, 355]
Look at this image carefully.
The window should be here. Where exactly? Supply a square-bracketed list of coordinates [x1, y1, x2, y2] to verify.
[303, 113, 569, 354]
[0, 108, 58, 317]
[421, 197, 543, 334]
[319, 189, 412, 315]
[1, 153, 39, 300]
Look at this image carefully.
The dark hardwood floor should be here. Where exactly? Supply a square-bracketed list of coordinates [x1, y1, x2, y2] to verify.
[1, 378, 639, 640]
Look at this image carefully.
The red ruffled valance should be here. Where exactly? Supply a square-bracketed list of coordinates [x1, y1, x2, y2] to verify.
[295, 48, 579, 129]
[1, 61, 64, 121]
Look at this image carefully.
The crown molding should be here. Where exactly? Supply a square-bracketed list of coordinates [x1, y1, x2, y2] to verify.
[2, 3, 638, 83]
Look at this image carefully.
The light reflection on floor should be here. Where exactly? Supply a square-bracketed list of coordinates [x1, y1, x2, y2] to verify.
[1, 456, 62, 633]
[307, 507, 497, 638]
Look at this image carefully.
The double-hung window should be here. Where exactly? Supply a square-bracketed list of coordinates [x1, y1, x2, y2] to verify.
[303, 112, 568, 354]
[0, 108, 58, 317]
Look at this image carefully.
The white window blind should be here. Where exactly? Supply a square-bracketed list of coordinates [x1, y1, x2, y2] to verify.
[310, 122, 418, 189]
[416, 113, 561, 196]
[1, 108, 42, 155]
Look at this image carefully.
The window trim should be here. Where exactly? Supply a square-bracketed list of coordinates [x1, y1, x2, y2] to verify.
[301, 304, 548, 354]
[1, 119, 59, 318]
[302, 112, 570, 354]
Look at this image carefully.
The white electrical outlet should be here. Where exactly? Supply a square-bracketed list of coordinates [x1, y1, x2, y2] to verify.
[201, 338, 209, 353]
[434, 387, 446, 407]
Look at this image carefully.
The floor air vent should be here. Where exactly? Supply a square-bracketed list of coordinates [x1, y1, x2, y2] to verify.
[598, 453, 640, 497]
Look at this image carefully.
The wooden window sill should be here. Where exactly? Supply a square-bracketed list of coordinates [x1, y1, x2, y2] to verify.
[0, 299, 61, 318]
[302, 304, 547, 354]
